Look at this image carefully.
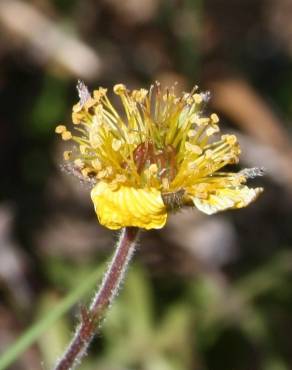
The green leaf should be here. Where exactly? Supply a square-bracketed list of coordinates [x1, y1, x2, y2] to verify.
[0, 265, 103, 370]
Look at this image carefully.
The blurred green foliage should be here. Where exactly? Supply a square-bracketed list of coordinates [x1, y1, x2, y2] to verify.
[4, 251, 292, 370]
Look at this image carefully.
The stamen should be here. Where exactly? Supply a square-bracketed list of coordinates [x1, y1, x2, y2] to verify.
[197, 117, 210, 125]
[210, 113, 219, 123]
[93, 87, 108, 102]
[193, 93, 203, 104]
[55, 125, 67, 134]
[81, 168, 92, 178]
[74, 159, 84, 168]
[61, 131, 72, 141]
[162, 177, 169, 190]
[63, 151, 72, 160]
[206, 125, 219, 136]
[92, 158, 102, 171]
[148, 163, 158, 175]
[187, 129, 197, 137]
[114, 84, 127, 95]
[221, 134, 237, 145]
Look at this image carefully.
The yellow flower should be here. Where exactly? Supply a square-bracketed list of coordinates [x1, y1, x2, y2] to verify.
[56, 81, 263, 230]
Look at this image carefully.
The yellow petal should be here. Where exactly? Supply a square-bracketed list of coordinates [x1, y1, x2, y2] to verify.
[192, 186, 263, 215]
[91, 182, 167, 230]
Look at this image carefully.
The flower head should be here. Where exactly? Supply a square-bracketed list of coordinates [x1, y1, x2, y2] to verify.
[56, 81, 263, 230]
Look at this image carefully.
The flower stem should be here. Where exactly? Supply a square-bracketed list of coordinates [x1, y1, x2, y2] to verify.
[53, 227, 140, 370]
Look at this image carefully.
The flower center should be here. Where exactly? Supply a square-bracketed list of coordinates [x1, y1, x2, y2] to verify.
[133, 141, 177, 182]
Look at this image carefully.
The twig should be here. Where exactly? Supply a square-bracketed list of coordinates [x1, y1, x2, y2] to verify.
[53, 227, 140, 370]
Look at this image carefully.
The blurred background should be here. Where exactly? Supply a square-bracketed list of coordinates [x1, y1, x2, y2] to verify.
[1, 0, 292, 369]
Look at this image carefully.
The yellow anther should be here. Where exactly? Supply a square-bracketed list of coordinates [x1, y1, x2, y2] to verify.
[93, 88, 107, 101]
[190, 114, 199, 123]
[112, 139, 122, 151]
[235, 174, 246, 184]
[162, 178, 169, 190]
[72, 112, 81, 124]
[74, 159, 84, 168]
[186, 97, 194, 105]
[206, 125, 219, 136]
[97, 169, 107, 179]
[211, 113, 219, 123]
[81, 168, 91, 178]
[148, 163, 158, 174]
[198, 117, 210, 125]
[55, 125, 67, 134]
[222, 134, 237, 145]
[94, 104, 103, 118]
[63, 151, 72, 160]
[128, 132, 139, 144]
[114, 84, 127, 95]
[187, 129, 197, 137]
[193, 93, 203, 104]
[61, 131, 72, 141]
[72, 103, 82, 113]
[132, 89, 148, 103]
[84, 97, 97, 110]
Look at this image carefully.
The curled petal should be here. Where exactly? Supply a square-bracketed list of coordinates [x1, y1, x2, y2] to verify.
[192, 186, 263, 215]
[91, 182, 167, 230]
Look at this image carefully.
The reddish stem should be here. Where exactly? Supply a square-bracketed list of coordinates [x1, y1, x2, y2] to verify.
[54, 227, 140, 370]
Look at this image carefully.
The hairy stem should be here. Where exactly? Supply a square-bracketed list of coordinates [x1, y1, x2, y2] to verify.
[53, 227, 140, 370]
